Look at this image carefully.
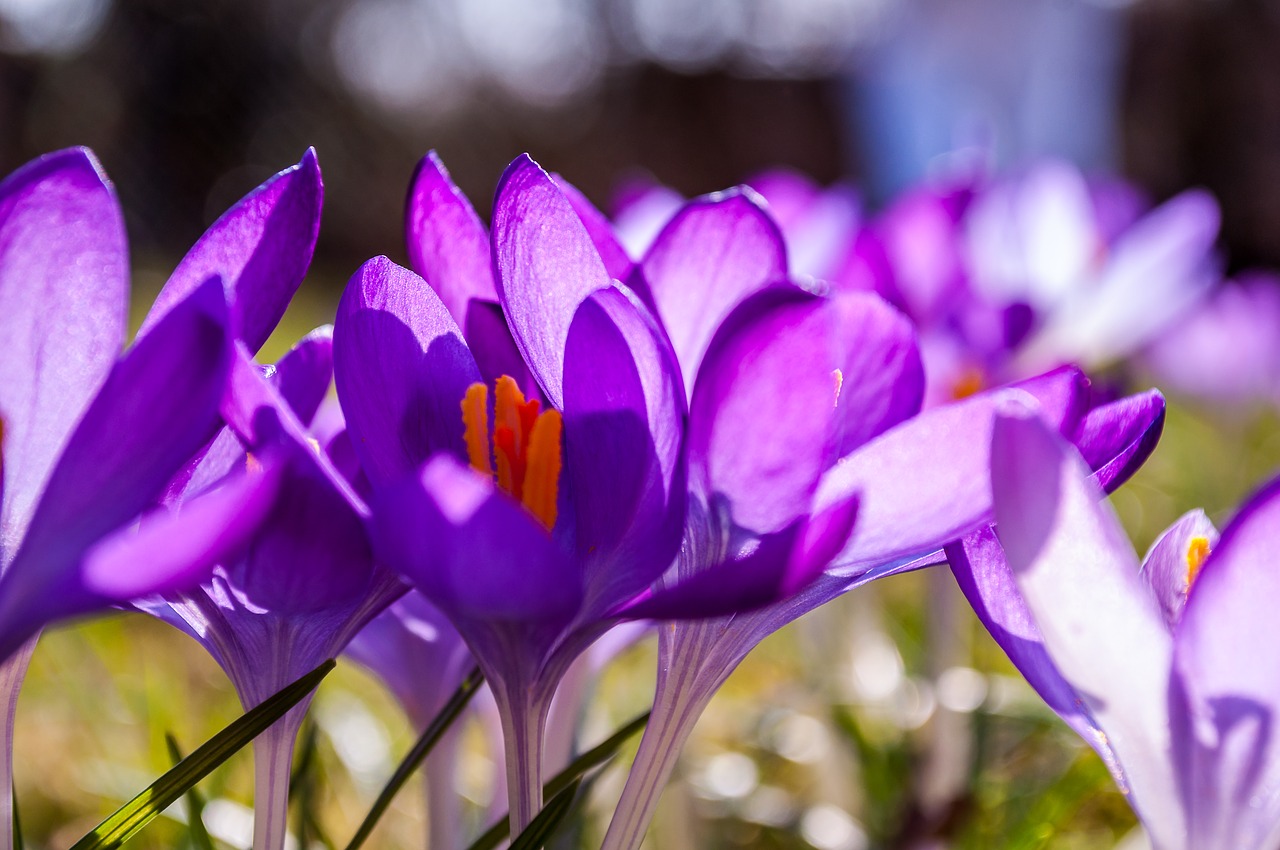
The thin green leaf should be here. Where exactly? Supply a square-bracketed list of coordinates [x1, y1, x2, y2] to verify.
[508, 779, 582, 850]
[466, 710, 650, 850]
[341, 666, 485, 850]
[12, 786, 22, 850]
[289, 719, 321, 801]
[70, 659, 336, 850]
[164, 734, 215, 850]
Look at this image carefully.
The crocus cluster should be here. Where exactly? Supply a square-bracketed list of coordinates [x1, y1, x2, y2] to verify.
[0, 139, 1250, 850]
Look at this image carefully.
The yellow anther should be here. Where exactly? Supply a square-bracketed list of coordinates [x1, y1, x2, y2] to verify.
[522, 409, 562, 530]
[951, 366, 986, 400]
[832, 368, 844, 407]
[1186, 536, 1212, 587]
[461, 383, 493, 476]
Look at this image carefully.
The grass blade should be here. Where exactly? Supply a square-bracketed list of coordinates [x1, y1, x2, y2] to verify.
[508, 779, 582, 850]
[70, 658, 336, 850]
[466, 710, 650, 850]
[164, 734, 215, 850]
[341, 666, 485, 850]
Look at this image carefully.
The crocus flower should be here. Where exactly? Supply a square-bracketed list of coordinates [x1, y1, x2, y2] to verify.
[140, 331, 408, 850]
[1142, 271, 1280, 406]
[0, 148, 296, 848]
[948, 401, 1280, 850]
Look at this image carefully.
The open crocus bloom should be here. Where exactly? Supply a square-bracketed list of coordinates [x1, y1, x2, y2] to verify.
[950, 401, 1280, 850]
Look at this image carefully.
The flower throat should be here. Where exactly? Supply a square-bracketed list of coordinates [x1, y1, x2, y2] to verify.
[461, 375, 562, 530]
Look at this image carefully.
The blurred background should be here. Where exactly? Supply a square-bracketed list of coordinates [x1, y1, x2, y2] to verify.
[5, 0, 1280, 848]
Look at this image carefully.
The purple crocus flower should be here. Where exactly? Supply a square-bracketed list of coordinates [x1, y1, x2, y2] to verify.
[1142, 271, 1280, 406]
[0, 148, 296, 847]
[948, 402, 1280, 850]
[140, 332, 408, 850]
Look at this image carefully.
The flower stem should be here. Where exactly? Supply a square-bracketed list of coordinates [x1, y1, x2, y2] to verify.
[0, 637, 35, 850]
[497, 686, 550, 836]
[425, 725, 462, 850]
[252, 711, 303, 850]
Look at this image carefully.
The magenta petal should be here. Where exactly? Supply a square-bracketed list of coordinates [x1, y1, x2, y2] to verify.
[1076, 389, 1166, 493]
[0, 148, 128, 545]
[830, 291, 924, 454]
[689, 286, 839, 534]
[556, 174, 633, 282]
[406, 151, 498, 327]
[140, 150, 322, 353]
[81, 457, 283, 600]
[642, 188, 788, 393]
[947, 528, 1125, 786]
[1171, 476, 1280, 848]
[1140, 509, 1219, 629]
[334, 256, 481, 487]
[372, 455, 582, 623]
[817, 367, 1087, 573]
[491, 155, 613, 408]
[562, 285, 686, 601]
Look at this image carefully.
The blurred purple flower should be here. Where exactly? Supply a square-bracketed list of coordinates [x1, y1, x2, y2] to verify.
[1142, 271, 1280, 406]
[949, 403, 1280, 850]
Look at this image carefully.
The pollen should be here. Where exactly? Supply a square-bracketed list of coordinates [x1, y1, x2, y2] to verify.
[832, 368, 844, 407]
[460, 375, 562, 530]
[951, 366, 986, 400]
[1185, 535, 1212, 587]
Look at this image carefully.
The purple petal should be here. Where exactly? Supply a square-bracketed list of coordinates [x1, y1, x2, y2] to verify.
[947, 528, 1125, 785]
[491, 155, 612, 408]
[563, 285, 686, 605]
[405, 151, 498, 327]
[334, 256, 481, 487]
[1075, 390, 1165, 493]
[140, 149, 323, 353]
[642, 188, 788, 394]
[817, 367, 1087, 573]
[269, 325, 334, 427]
[463, 299, 541, 400]
[830, 291, 924, 455]
[556, 174, 633, 281]
[371, 455, 582, 623]
[991, 403, 1182, 843]
[1140, 509, 1218, 630]
[611, 180, 684, 259]
[80, 457, 283, 600]
[0, 279, 231, 656]
[1171, 476, 1280, 849]
[619, 494, 857, 620]
[689, 285, 839, 534]
[0, 148, 128, 550]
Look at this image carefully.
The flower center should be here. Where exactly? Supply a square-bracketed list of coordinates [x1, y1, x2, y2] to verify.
[1185, 535, 1211, 587]
[460, 375, 562, 530]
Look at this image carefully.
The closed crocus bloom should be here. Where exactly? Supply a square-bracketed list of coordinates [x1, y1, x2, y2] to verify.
[0, 149, 312, 848]
[949, 402, 1280, 850]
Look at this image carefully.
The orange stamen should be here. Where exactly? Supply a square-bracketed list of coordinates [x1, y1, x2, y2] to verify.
[462, 375, 562, 530]
[461, 383, 493, 476]
[522, 409, 562, 530]
[1186, 536, 1212, 587]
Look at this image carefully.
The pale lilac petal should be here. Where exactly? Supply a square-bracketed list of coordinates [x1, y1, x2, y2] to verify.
[371, 455, 582, 624]
[334, 256, 481, 487]
[947, 528, 1125, 786]
[817, 367, 1087, 573]
[556, 174, 633, 281]
[563, 286, 686, 606]
[689, 286, 838, 534]
[643, 188, 788, 394]
[830, 291, 924, 455]
[405, 151, 498, 327]
[80, 458, 283, 600]
[992, 404, 1182, 846]
[1140, 509, 1218, 630]
[269, 325, 334, 427]
[611, 180, 683, 259]
[1172, 477, 1280, 850]
[140, 149, 322, 353]
[0, 148, 128, 553]
[491, 155, 612, 408]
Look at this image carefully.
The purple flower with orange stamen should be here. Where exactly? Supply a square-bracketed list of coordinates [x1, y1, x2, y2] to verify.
[949, 401, 1280, 850]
